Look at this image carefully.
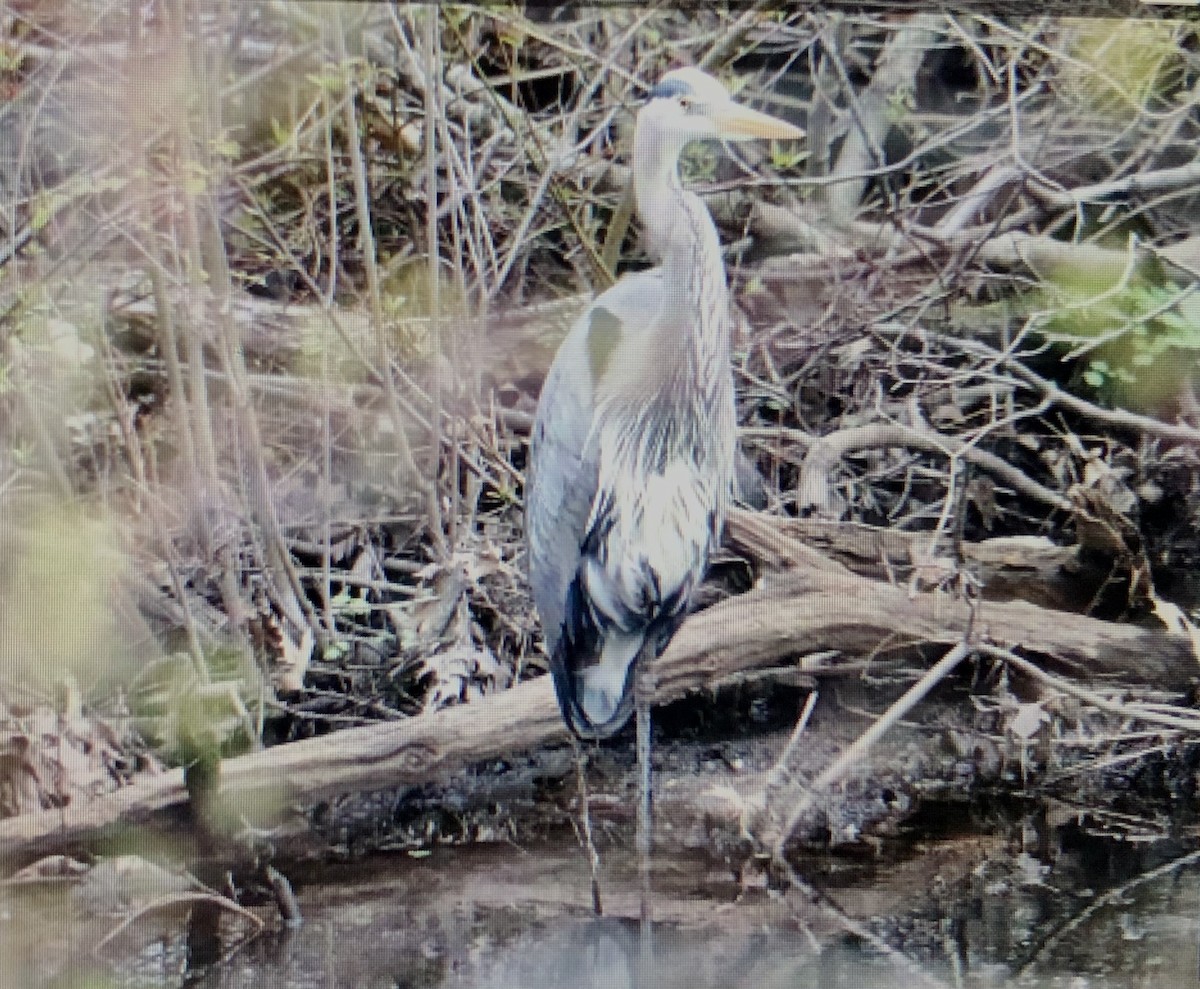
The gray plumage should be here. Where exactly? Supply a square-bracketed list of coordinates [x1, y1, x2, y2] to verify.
[525, 68, 803, 739]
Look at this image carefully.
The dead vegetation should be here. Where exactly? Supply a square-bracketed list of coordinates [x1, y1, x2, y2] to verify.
[1, 2, 1200, 880]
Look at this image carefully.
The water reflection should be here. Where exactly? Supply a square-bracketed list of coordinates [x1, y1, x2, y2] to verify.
[7, 831, 1200, 988]
[186, 913, 901, 989]
[176, 838, 1200, 989]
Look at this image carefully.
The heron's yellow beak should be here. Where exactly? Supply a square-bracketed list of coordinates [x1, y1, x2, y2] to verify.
[712, 103, 804, 141]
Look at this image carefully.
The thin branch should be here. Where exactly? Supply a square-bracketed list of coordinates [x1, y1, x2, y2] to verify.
[768, 641, 975, 859]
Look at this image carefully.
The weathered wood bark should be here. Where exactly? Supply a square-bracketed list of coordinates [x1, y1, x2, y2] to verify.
[659, 565, 1196, 699]
[725, 510, 1092, 610]
[1, 555, 1194, 866]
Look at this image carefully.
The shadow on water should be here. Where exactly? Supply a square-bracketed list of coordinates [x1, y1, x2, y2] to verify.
[7, 815, 1200, 988]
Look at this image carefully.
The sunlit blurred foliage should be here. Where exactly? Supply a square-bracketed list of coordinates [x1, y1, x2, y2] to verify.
[380, 262, 465, 360]
[130, 647, 286, 830]
[1063, 19, 1187, 116]
[292, 310, 375, 385]
[288, 264, 462, 382]
[1039, 259, 1200, 413]
[0, 504, 138, 690]
[8, 290, 102, 401]
[129, 645, 262, 772]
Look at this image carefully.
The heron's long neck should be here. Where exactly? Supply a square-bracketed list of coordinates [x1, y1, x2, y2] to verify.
[632, 138, 731, 392]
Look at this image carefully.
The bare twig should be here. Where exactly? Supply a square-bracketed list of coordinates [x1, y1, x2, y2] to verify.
[767, 641, 975, 859]
[93, 891, 264, 959]
[797, 419, 1070, 517]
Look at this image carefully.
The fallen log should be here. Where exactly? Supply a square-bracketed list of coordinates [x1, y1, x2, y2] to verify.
[725, 510, 1092, 611]
[1, 561, 1195, 866]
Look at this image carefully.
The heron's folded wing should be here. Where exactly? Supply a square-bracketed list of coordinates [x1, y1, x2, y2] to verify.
[526, 271, 666, 647]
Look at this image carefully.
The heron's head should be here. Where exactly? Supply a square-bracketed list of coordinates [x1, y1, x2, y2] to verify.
[637, 67, 804, 156]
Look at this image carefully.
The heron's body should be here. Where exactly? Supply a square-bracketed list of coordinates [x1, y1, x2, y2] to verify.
[526, 68, 802, 739]
[527, 259, 736, 736]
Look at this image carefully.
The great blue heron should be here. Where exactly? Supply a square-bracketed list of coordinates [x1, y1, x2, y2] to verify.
[526, 67, 803, 741]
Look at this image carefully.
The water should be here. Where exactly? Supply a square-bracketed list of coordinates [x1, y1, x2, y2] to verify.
[6, 821, 1200, 989]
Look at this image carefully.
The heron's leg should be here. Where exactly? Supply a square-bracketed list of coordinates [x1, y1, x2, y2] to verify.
[572, 738, 604, 916]
[634, 660, 656, 924]
[634, 660, 656, 984]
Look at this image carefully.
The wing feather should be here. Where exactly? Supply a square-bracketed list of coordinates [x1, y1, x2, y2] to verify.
[527, 269, 713, 739]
